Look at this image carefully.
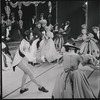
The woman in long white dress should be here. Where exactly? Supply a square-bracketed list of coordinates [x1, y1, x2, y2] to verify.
[12, 30, 48, 94]
[40, 24, 62, 63]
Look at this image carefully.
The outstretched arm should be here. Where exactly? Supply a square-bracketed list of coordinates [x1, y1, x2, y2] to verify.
[72, 34, 83, 42]
[79, 54, 100, 70]
[87, 63, 100, 70]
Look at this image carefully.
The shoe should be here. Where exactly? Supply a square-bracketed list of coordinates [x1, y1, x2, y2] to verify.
[51, 60, 57, 63]
[28, 62, 35, 66]
[34, 63, 40, 66]
[52, 95, 54, 99]
[20, 88, 29, 94]
[38, 86, 48, 92]
[13, 66, 16, 72]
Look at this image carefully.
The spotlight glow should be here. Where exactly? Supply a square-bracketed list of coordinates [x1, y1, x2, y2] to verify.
[85, 2, 88, 5]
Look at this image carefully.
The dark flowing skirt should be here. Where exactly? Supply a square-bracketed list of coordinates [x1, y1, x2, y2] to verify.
[54, 35, 64, 51]
[52, 69, 96, 98]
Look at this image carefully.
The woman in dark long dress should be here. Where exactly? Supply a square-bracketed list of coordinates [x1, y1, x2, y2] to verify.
[52, 43, 100, 98]
[62, 21, 71, 44]
[10, 16, 22, 41]
[53, 25, 64, 52]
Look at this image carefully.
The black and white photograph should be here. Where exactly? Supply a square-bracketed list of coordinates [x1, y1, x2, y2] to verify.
[1, 0, 100, 99]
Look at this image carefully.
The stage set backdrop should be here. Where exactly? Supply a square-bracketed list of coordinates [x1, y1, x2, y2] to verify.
[1, 0, 99, 39]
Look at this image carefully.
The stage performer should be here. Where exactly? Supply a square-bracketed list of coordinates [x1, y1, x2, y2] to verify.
[52, 43, 100, 98]
[40, 24, 62, 63]
[73, 24, 99, 57]
[53, 24, 64, 52]
[12, 30, 48, 94]
[62, 21, 71, 44]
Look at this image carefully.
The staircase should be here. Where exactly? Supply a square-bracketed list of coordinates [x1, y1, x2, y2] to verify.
[7, 41, 21, 51]
[7, 41, 21, 57]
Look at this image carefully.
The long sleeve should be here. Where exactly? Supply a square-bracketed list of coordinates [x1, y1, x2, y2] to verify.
[19, 40, 25, 55]
[19, 39, 30, 56]
[79, 54, 99, 70]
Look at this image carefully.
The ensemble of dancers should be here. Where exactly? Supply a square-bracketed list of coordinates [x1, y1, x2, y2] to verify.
[2, 12, 100, 98]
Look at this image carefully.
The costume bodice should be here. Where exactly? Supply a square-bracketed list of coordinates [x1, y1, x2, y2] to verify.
[82, 33, 94, 41]
[82, 34, 87, 40]
[63, 53, 80, 71]
[46, 31, 54, 38]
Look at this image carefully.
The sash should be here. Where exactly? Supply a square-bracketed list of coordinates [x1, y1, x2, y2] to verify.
[19, 49, 25, 58]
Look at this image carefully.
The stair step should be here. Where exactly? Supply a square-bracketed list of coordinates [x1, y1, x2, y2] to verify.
[9, 46, 19, 50]
[7, 41, 20, 51]
[7, 41, 21, 46]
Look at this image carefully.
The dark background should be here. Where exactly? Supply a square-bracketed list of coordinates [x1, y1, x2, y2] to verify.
[57, 1, 85, 38]
[57, 0, 99, 38]
[88, 0, 99, 33]
[1, 0, 99, 38]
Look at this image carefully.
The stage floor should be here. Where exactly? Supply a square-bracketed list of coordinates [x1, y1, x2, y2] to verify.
[2, 61, 100, 99]
[2, 40, 100, 99]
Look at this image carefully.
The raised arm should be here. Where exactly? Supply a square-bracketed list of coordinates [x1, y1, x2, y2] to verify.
[87, 63, 100, 70]
[72, 34, 83, 42]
